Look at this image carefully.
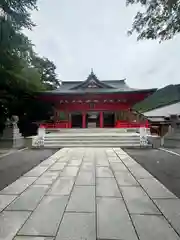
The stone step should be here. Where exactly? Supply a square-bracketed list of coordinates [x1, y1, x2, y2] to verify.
[47, 128, 127, 131]
[45, 133, 140, 137]
[44, 137, 140, 141]
[44, 140, 140, 144]
[46, 128, 138, 133]
[43, 143, 142, 148]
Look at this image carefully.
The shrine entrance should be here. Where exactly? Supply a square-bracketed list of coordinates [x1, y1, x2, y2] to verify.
[104, 112, 115, 128]
[71, 113, 82, 128]
[87, 112, 99, 128]
[71, 111, 115, 128]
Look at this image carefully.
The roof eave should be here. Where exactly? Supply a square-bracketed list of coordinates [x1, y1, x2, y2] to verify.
[39, 88, 157, 96]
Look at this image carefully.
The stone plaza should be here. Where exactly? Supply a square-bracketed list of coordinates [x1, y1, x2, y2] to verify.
[0, 147, 180, 240]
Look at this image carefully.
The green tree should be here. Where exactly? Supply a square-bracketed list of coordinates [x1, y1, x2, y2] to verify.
[0, 0, 37, 29]
[127, 0, 180, 40]
[32, 56, 60, 89]
[0, 0, 59, 134]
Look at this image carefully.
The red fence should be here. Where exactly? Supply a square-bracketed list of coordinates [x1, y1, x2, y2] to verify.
[40, 121, 69, 129]
[115, 120, 149, 128]
[40, 120, 150, 129]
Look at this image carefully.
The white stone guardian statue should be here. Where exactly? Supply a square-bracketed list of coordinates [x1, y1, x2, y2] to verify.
[140, 127, 148, 146]
[32, 125, 45, 147]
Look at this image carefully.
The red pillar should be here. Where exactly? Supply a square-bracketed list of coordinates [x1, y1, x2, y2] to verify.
[68, 113, 72, 128]
[100, 111, 104, 128]
[82, 112, 86, 128]
[53, 108, 57, 121]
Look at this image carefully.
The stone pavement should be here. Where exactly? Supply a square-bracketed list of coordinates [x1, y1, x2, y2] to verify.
[0, 148, 180, 240]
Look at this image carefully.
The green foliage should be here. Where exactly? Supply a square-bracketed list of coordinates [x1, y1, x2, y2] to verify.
[134, 84, 180, 112]
[0, 0, 37, 30]
[127, 0, 180, 40]
[0, 0, 59, 134]
[32, 56, 60, 89]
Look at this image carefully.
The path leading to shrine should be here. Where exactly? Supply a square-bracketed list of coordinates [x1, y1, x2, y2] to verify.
[0, 147, 180, 240]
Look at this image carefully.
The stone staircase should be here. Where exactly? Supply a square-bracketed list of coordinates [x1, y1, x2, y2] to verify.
[43, 129, 145, 148]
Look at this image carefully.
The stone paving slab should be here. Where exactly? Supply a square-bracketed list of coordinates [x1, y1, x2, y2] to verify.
[132, 215, 180, 240]
[110, 162, 128, 171]
[56, 156, 69, 162]
[47, 177, 75, 196]
[68, 159, 82, 166]
[97, 197, 138, 240]
[120, 186, 160, 214]
[96, 166, 114, 177]
[0, 211, 31, 240]
[61, 166, 79, 177]
[80, 162, 95, 171]
[18, 196, 68, 237]
[96, 159, 109, 166]
[56, 212, 96, 240]
[49, 162, 66, 171]
[120, 157, 140, 167]
[128, 166, 154, 179]
[0, 147, 180, 240]
[6, 185, 49, 211]
[0, 177, 37, 195]
[83, 157, 95, 162]
[24, 166, 49, 177]
[154, 198, 180, 235]
[108, 156, 121, 162]
[139, 178, 177, 199]
[39, 158, 57, 167]
[76, 171, 95, 185]
[34, 171, 59, 185]
[96, 177, 121, 197]
[67, 185, 95, 212]
[0, 195, 17, 212]
[114, 171, 139, 186]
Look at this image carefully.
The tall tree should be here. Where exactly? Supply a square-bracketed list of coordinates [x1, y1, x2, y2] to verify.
[32, 56, 60, 89]
[0, 0, 37, 29]
[0, 0, 59, 134]
[0, 0, 34, 131]
[127, 0, 180, 40]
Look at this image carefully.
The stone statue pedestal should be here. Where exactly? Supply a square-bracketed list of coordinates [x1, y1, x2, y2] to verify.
[0, 117, 25, 149]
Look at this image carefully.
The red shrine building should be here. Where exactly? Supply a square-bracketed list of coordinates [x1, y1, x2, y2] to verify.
[39, 71, 156, 129]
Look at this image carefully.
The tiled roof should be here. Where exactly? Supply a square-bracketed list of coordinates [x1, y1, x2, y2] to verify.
[42, 71, 156, 95]
[51, 79, 135, 93]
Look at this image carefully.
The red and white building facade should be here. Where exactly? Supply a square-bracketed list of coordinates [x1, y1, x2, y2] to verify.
[39, 71, 156, 129]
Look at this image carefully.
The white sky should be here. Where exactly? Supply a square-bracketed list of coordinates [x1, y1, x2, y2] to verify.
[25, 0, 180, 89]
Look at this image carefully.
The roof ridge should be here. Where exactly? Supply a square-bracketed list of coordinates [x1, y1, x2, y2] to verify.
[61, 79, 126, 83]
[102, 79, 126, 82]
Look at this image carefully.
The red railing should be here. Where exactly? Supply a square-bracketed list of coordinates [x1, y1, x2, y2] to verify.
[40, 120, 150, 129]
[40, 121, 70, 129]
[115, 120, 149, 128]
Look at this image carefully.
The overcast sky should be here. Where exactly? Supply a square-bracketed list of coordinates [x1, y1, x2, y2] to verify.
[25, 0, 180, 89]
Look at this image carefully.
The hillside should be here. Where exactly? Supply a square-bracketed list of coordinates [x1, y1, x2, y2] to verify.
[134, 84, 180, 112]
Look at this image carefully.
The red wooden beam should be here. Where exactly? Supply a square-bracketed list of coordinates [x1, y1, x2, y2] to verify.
[55, 102, 131, 111]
